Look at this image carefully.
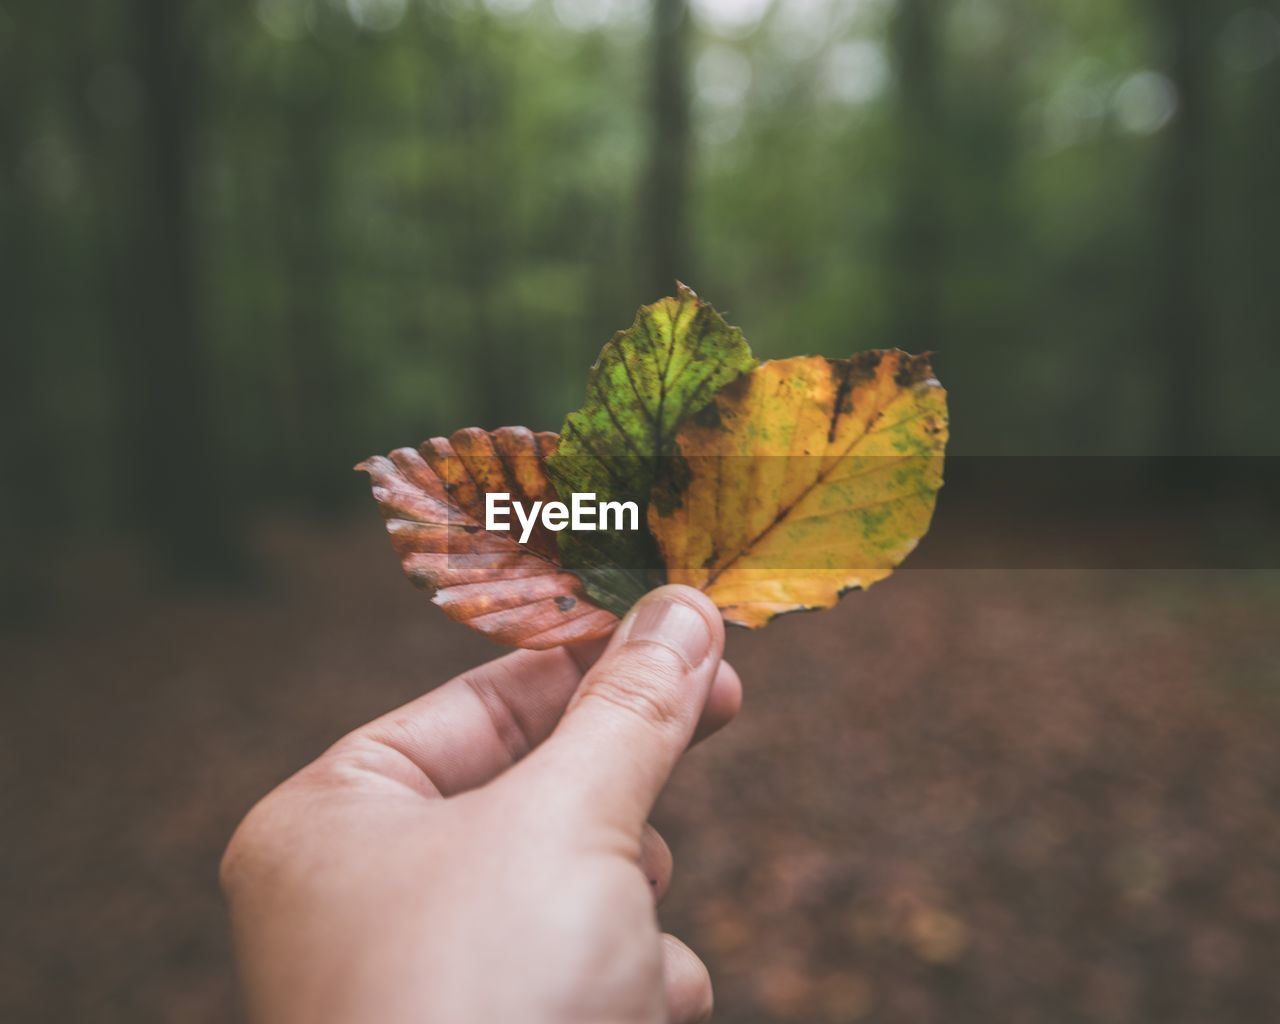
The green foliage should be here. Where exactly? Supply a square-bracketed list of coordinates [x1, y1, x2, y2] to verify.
[546, 285, 756, 613]
[3, 0, 1279, 585]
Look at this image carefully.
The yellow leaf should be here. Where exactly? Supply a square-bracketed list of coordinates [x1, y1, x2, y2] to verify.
[649, 351, 948, 627]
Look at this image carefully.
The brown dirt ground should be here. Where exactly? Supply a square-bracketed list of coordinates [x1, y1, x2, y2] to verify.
[3, 520, 1279, 1023]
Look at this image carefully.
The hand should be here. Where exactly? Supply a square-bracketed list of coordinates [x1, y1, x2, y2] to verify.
[220, 585, 742, 1024]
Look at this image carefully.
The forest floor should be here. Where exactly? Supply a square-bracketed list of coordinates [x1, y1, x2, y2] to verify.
[3, 518, 1280, 1023]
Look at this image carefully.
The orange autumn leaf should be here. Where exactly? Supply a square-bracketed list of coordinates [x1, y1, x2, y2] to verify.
[360, 293, 949, 646]
[649, 351, 948, 628]
[359, 426, 617, 649]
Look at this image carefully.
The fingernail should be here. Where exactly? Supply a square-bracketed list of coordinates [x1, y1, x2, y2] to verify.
[624, 595, 714, 667]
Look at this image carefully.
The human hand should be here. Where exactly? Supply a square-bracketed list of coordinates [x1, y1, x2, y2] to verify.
[220, 585, 742, 1023]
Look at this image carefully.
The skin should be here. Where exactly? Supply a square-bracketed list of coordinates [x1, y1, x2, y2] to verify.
[221, 585, 742, 1024]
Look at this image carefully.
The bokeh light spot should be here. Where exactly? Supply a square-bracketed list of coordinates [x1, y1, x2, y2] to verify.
[691, 0, 770, 39]
[822, 40, 889, 106]
[1112, 70, 1178, 136]
[696, 44, 753, 110]
[345, 0, 407, 33]
[255, 0, 312, 41]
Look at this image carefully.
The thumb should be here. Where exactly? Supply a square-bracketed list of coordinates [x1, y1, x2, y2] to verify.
[524, 585, 724, 836]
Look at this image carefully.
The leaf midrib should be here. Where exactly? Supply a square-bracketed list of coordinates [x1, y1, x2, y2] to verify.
[699, 381, 935, 590]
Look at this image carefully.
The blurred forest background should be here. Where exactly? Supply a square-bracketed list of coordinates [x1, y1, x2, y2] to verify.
[3, 0, 1280, 599]
[4, 1, 1280, 1022]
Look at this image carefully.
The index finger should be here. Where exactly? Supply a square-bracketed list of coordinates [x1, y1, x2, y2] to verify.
[328, 634, 741, 798]
[516, 586, 727, 834]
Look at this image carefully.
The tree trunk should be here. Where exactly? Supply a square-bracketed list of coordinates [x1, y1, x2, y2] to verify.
[643, 0, 692, 300]
[886, 0, 945, 353]
[123, 0, 239, 575]
[0, 41, 50, 619]
[280, 68, 349, 505]
[444, 17, 522, 428]
[1153, 0, 1212, 459]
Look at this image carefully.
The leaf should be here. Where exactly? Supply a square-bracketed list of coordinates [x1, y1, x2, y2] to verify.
[648, 351, 948, 628]
[358, 426, 618, 649]
[546, 284, 757, 614]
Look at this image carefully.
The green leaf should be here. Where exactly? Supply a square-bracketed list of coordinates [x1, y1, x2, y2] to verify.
[546, 284, 757, 614]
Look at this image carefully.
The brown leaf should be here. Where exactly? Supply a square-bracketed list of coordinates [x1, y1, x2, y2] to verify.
[358, 426, 618, 649]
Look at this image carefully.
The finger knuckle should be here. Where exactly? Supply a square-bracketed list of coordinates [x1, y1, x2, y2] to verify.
[217, 771, 319, 897]
[641, 826, 674, 895]
[217, 838, 243, 897]
[642, 823, 673, 866]
[694, 983, 715, 1024]
[685, 953, 715, 1023]
[218, 798, 271, 897]
[585, 649, 687, 733]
